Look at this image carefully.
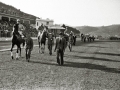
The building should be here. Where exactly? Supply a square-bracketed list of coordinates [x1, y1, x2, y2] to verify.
[35, 18, 66, 36]
[48, 24, 65, 37]
[35, 18, 54, 29]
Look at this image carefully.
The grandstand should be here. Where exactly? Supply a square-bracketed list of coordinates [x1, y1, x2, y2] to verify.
[0, 1, 37, 37]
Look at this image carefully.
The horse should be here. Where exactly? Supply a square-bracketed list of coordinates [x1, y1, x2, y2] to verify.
[47, 33, 54, 55]
[81, 33, 85, 42]
[10, 32, 25, 59]
[37, 29, 48, 54]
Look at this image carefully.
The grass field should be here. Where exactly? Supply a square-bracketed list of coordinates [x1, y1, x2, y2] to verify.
[0, 39, 120, 90]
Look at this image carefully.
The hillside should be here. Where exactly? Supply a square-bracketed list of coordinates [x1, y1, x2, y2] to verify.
[76, 26, 99, 34]
[0, 2, 36, 20]
[76, 25, 120, 37]
[62, 24, 80, 35]
[66, 26, 80, 34]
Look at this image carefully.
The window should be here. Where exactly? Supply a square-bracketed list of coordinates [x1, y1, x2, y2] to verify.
[46, 22, 49, 25]
[37, 22, 38, 26]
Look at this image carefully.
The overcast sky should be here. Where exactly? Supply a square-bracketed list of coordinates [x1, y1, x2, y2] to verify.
[1, 0, 120, 26]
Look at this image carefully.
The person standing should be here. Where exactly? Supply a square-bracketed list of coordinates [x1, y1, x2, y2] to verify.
[25, 33, 33, 62]
[73, 34, 77, 45]
[54, 32, 66, 65]
[47, 32, 54, 55]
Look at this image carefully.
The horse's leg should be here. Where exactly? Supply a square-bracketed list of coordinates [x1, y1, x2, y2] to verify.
[40, 42, 43, 54]
[68, 42, 71, 51]
[43, 43, 45, 53]
[16, 48, 19, 60]
[16, 45, 20, 59]
[19, 47, 21, 57]
[26, 48, 28, 61]
[28, 49, 31, 62]
[51, 44, 52, 55]
[42, 43, 45, 54]
[10, 43, 14, 59]
[49, 44, 52, 55]
[69, 43, 71, 52]
[38, 42, 40, 53]
[48, 44, 50, 54]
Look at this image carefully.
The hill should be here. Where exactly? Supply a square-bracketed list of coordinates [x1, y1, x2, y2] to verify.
[76, 26, 99, 34]
[0, 2, 36, 20]
[76, 25, 120, 37]
[62, 24, 80, 35]
[66, 26, 80, 34]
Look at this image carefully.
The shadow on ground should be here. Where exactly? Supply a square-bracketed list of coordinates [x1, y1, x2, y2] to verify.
[29, 60, 120, 74]
[72, 50, 120, 56]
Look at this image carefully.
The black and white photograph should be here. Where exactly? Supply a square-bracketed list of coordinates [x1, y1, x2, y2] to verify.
[0, 0, 120, 90]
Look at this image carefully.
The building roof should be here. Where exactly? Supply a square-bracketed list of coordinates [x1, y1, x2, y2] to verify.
[48, 25, 65, 30]
[36, 18, 53, 22]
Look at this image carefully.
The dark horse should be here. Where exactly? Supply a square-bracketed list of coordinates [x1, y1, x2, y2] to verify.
[10, 33, 25, 59]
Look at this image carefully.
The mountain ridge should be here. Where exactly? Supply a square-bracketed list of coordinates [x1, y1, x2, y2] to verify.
[75, 24, 120, 37]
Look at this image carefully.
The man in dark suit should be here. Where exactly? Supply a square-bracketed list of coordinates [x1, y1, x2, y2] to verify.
[47, 33, 54, 55]
[73, 34, 77, 45]
[54, 32, 66, 65]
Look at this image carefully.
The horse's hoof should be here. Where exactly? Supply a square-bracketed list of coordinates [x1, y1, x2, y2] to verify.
[12, 56, 14, 59]
[26, 59, 29, 62]
[16, 58, 19, 60]
[49, 53, 51, 55]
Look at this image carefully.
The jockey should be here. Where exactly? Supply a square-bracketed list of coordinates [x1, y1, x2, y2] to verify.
[70, 31, 73, 36]
[12, 19, 24, 38]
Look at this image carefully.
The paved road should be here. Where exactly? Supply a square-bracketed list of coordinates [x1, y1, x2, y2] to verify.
[0, 39, 120, 90]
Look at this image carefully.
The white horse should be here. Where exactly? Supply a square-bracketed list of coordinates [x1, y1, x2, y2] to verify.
[37, 29, 48, 53]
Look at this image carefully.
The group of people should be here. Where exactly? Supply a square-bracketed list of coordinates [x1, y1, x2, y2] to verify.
[12, 19, 77, 65]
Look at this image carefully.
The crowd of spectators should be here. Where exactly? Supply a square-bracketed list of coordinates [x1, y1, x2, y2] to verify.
[0, 19, 38, 37]
[0, 19, 15, 37]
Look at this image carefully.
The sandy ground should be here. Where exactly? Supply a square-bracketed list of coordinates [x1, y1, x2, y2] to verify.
[0, 39, 120, 90]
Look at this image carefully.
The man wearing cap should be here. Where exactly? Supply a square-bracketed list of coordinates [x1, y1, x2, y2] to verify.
[54, 32, 66, 65]
[47, 32, 54, 55]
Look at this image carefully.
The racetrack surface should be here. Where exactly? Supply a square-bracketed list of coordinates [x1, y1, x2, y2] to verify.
[0, 39, 120, 90]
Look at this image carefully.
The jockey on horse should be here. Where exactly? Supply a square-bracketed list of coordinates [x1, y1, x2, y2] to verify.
[37, 24, 48, 53]
[11, 19, 25, 59]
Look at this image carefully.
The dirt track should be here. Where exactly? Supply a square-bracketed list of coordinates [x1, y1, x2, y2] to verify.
[0, 39, 120, 90]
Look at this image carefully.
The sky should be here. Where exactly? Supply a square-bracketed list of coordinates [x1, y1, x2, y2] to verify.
[1, 0, 120, 26]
